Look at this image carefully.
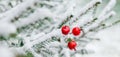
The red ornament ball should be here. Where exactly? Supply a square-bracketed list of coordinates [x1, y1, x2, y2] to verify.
[72, 27, 81, 36]
[61, 25, 70, 35]
[68, 40, 77, 50]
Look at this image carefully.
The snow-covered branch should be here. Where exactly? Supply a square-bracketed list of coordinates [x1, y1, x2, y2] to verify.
[31, 29, 61, 45]
[14, 8, 55, 28]
[0, 0, 38, 22]
[98, 0, 116, 18]
[83, 11, 116, 33]
[0, 0, 118, 57]
[58, 0, 102, 28]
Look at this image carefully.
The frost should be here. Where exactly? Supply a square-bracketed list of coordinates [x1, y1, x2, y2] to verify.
[0, 0, 119, 57]
[15, 8, 55, 27]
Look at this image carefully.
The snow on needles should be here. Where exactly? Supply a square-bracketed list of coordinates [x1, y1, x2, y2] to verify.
[15, 8, 55, 28]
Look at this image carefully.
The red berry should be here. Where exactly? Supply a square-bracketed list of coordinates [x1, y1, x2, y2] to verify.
[68, 40, 77, 50]
[61, 25, 70, 35]
[72, 27, 81, 36]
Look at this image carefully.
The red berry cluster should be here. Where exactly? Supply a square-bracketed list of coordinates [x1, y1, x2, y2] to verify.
[61, 25, 82, 51]
[61, 25, 81, 36]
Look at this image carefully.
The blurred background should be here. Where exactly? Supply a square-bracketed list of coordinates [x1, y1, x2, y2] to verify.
[75, 0, 120, 57]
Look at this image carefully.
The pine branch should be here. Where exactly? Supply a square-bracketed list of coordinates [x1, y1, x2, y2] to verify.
[14, 8, 55, 28]
[0, 0, 118, 57]
[57, 0, 102, 28]
[84, 11, 115, 33]
[0, 0, 38, 22]
[95, 20, 120, 32]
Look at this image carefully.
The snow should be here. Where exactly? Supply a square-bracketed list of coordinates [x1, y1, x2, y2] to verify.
[15, 8, 55, 28]
[32, 29, 62, 45]
[84, 11, 116, 32]
[94, 25, 120, 57]
[0, 21, 16, 37]
[12, 48, 25, 55]
[30, 32, 45, 41]
[0, 0, 119, 57]
[0, 47, 15, 57]
[74, 24, 120, 57]
[0, 0, 38, 22]
[68, 0, 102, 27]
[98, 0, 116, 18]
[74, 0, 102, 17]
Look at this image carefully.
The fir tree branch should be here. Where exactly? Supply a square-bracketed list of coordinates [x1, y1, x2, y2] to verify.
[31, 29, 61, 45]
[98, 0, 116, 18]
[57, 0, 102, 28]
[14, 8, 55, 28]
[95, 20, 120, 32]
[0, 0, 38, 22]
[83, 11, 116, 34]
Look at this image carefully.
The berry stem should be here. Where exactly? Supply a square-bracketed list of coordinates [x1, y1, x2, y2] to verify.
[74, 48, 76, 51]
